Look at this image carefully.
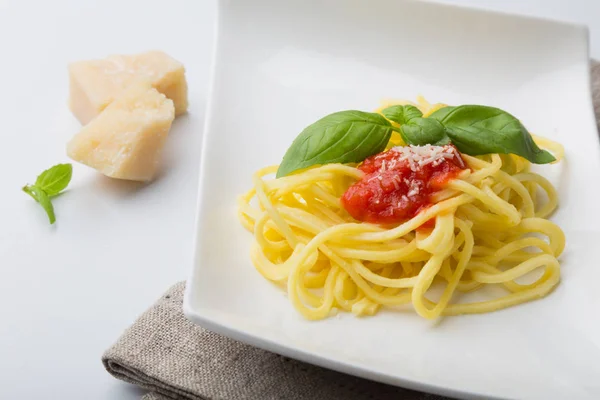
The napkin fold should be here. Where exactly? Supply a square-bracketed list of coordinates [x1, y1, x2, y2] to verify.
[103, 61, 600, 400]
[103, 282, 445, 400]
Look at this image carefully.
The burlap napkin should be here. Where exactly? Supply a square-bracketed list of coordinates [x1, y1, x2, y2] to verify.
[103, 61, 600, 400]
[592, 61, 600, 128]
[104, 282, 447, 400]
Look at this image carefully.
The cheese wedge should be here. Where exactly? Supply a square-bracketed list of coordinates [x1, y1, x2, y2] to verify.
[68, 51, 187, 124]
[67, 81, 175, 182]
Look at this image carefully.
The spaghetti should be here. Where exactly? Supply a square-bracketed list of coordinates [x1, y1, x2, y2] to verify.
[237, 98, 565, 320]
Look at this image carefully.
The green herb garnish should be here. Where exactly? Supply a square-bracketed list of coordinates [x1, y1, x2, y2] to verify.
[276, 103, 555, 177]
[381, 104, 423, 125]
[22, 163, 72, 224]
[427, 105, 555, 164]
[276, 111, 393, 178]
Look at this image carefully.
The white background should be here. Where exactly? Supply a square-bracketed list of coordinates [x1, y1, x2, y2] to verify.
[0, 1, 598, 399]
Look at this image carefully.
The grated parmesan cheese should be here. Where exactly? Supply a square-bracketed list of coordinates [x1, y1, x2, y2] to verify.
[380, 160, 387, 172]
[407, 180, 420, 197]
[391, 144, 461, 172]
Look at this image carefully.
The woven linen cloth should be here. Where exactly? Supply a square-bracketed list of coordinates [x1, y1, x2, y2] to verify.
[593, 61, 600, 127]
[103, 282, 446, 400]
[103, 61, 600, 400]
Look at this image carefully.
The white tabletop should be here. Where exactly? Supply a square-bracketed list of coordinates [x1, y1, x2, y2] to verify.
[0, 1, 598, 399]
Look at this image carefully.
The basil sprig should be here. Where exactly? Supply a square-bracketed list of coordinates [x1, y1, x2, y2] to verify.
[276, 103, 555, 178]
[23, 163, 72, 224]
[381, 105, 423, 125]
[276, 111, 393, 178]
[382, 105, 449, 146]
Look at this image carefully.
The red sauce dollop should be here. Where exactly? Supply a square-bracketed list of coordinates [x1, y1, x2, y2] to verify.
[341, 145, 467, 225]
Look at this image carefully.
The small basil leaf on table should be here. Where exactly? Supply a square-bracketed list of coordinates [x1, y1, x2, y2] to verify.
[23, 163, 73, 224]
[34, 188, 56, 224]
[400, 117, 450, 146]
[35, 163, 73, 196]
[381, 105, 422, 125]
[276, 111, 393, 177]
[438, 105, 555, 164]
[22, 184, 56, 224]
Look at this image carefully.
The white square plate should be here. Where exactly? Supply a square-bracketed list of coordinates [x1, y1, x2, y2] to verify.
[184, 1, 600, 398]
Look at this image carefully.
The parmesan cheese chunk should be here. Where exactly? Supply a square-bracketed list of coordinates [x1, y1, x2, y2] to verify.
[68, 51, 187, 124]
[67, 81, 175, 182]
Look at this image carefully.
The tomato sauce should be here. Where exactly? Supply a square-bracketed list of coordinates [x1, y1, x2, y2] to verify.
[341, 145, 467, 225]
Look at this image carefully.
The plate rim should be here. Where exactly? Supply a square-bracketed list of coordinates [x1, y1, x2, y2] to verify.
[184, 1, 594, 399]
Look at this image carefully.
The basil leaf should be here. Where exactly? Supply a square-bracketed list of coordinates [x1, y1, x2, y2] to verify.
[438, 105, 555, 164]
[400, 118, 450, 146]
[35, 187, 56, 224]
[427, 106, 455, 121]
[23, 163, 72, 224]
[35, 163, 72, 196]
[381, 105, 422, 125]
[22, 185, 56, 224]
[276, 111, 393, 177]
